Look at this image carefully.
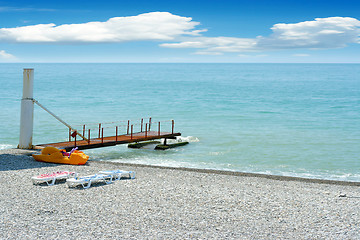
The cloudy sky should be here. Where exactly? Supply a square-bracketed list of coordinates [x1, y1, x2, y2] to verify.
[0, 0, 359, 63]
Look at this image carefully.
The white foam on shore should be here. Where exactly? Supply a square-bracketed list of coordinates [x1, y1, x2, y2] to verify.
[0, 144, 13, 150]
[109, 156, 360, 182]
[84, 137, 360, 182]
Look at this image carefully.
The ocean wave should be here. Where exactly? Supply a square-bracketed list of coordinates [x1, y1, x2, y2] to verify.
[0, 144, 13, 150]
[176, 136, 200, 142]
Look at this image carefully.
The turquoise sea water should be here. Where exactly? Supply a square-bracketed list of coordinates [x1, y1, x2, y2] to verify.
[1, 63, 359, 181]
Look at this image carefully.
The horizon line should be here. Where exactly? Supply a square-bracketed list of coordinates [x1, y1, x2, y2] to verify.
[1, 62, 360, 64]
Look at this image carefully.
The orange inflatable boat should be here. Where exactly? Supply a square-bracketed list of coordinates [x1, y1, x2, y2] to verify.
[32, 147, 89, 165]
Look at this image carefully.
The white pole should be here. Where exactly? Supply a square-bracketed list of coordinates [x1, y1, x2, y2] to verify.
[18, 69, 34, 149]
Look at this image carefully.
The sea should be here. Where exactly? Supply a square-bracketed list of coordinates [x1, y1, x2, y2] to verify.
[1, 63, 359, 181]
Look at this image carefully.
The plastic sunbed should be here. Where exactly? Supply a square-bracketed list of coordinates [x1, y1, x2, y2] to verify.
[98, 170, 136, 180]
[66, 174, 113, 189]
[32, 171, 76, 186]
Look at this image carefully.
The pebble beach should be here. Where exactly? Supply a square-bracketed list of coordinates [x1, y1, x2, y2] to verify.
[0, 149, 359, 239]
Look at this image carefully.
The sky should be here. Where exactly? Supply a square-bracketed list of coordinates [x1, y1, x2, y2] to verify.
[0, 0, 359, 63]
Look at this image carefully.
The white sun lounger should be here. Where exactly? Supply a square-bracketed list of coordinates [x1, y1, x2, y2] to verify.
[32, 171, 76, 186]
[99, 170, 136, 180]
[66, 174, 113, 189]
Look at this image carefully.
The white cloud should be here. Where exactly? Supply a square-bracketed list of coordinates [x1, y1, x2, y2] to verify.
[293, 54, 310, 57]
[0, 6, 55, 12]
[0, 50, 15, 59]
[162, 17, 360, 54]
[1, 14, 359, 57]
[161, 37, 257, 55]
[194, 51, 223, 55]
[238, 54, 268, 58]
[0, 12, 203, 43]
[257, 17, 360, 49]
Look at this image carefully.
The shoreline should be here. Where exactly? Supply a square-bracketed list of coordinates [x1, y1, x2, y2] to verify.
[106, 162, 360, 187]
[1, 149, 359, 239]
[3, 148, 360, 186]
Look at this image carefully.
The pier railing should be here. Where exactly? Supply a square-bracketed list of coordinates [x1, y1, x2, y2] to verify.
[69, 118, 176, 147]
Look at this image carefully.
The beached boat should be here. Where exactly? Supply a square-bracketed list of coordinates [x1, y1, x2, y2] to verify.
[32, 146, 89, 165]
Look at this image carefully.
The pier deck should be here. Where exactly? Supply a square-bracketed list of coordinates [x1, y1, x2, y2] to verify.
[36, 131, 181, 151]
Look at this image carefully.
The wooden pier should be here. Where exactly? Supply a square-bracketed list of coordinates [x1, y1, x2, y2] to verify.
[36, 131, 181, 151]
[18, 69, 183, 152]
[35, 119, 181, 151]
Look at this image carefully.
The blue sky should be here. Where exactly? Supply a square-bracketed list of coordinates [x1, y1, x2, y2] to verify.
[0, 0, 359, 63]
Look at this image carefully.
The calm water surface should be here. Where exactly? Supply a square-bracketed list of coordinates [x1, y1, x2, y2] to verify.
[1, 63, 359, 181]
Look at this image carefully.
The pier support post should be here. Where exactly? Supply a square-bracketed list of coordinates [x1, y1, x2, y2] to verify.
[18, 69, 34, 149]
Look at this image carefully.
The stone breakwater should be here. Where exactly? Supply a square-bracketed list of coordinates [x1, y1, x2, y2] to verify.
[0, 149, 359, 239]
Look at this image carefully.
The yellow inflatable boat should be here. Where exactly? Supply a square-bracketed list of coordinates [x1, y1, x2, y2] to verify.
[32, 147, 89, 165]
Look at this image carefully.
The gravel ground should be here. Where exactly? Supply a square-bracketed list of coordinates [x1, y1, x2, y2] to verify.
[0, 149, 359, 239]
